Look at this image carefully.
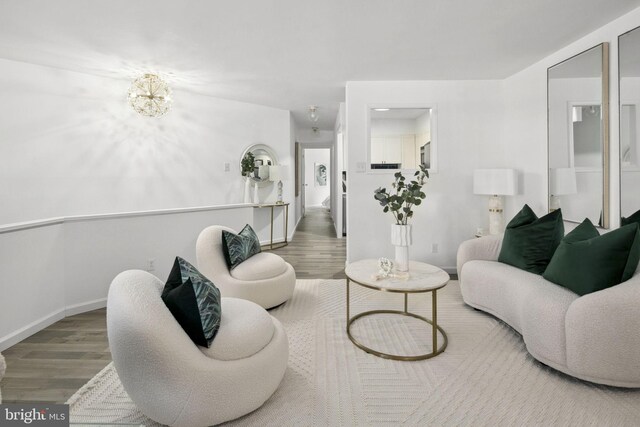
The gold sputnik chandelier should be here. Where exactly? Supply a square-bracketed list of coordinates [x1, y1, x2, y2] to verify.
[128, 73, 172, 117]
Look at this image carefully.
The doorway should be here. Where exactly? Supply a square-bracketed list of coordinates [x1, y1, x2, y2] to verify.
[303, 148, 331, 209]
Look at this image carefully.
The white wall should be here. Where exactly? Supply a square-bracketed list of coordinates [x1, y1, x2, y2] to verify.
[0, 57, 298, 349]
[304, 148, 331, 207]
[0, 58, 296, 238]
[346, 81, 503, 271]
[500, 7, 640, 228]
[331, 102, 346, 238]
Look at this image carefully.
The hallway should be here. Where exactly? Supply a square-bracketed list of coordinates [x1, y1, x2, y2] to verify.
[274, 207, 346, 279]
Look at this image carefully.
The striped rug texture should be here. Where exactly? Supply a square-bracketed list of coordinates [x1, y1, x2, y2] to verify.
[68, 279, 640, 426]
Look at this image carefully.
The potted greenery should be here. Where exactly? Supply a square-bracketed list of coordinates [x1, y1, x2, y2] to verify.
[241, 152, 255, 203]
[373, 164, 429, 271]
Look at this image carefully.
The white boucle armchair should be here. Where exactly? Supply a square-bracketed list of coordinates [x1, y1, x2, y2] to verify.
[196, 225, 296, 309]
[107, 270, 289, 427]
[457, 234, 640, 388]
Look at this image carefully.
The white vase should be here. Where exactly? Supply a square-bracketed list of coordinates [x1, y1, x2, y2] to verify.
[390, 224, 412, 272]
[253, 182, 260, 204]
[244, 177, 252, 203]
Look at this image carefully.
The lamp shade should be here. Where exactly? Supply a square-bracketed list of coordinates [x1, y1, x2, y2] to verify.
[473, 169, 518, 196]
[268, 165, 281, 182]
[550, 168, 577, 195]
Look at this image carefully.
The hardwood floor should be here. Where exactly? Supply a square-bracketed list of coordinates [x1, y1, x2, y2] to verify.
[0, 206, 346, 403]
[273, 206, 346, 279]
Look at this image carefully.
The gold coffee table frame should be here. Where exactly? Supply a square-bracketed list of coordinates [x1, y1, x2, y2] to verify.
[345, 260, 449, 361]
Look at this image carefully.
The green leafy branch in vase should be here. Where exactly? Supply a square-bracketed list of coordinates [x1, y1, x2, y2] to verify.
[373, 164, 429, 225]
[241, 152, 255, 177]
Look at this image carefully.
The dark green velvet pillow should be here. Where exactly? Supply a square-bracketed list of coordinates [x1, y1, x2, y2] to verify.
[621, 209, 640, 227]
[543, 219, 640, 296]
[498, 205, 564, 274]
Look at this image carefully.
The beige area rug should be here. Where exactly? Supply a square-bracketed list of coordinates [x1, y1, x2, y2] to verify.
[68, 279, 640, 426]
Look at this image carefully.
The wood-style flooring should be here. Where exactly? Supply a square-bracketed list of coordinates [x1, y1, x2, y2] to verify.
[1, 206, 346, 403]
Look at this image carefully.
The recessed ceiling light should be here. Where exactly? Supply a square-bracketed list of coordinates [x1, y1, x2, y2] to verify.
[373, 108, 390, 111]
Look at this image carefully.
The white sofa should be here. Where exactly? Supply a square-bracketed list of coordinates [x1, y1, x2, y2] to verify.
[457, 234, 640, 388]
[107, 270, 289, 427]
[196, 225, 296, 309]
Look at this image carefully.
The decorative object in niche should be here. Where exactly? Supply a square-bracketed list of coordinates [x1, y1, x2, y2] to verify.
[368, 107, 436, 171]
[548, 43, 609, 228]
[473, 169, 519, 235]
[373, 165, 429, 271]
[619, 26, 640, 224]
[128, 74, 172, 117]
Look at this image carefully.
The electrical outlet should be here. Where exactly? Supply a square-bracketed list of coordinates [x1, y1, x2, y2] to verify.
[224, 162, 230, 172]
[147, 258, 156, 271]
[432, 243, 438, 253]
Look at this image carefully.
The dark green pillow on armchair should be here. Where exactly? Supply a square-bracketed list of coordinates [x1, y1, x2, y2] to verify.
[543, 219, 640, 296]
[498, 204, 564, 274]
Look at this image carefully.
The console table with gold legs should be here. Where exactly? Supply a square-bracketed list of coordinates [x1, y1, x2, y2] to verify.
[344, 259, 450, 361]
[254, 202, 289, 250]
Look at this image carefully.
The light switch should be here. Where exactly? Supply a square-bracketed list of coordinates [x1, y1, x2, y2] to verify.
[224, 162, 230, 172]
[356, 162, 366, 173]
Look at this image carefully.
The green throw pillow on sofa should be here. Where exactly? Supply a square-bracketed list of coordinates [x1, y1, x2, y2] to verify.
[621, 209, 640, 227]
[543, 219, 640, 296]
[498, 204, 564, 274]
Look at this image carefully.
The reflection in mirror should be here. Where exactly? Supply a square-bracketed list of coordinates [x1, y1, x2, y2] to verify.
[240, 144, 278, 187]
[548, 43, 609, 227]
[368, 108, 435, 171]
[619, 26, 640, 225]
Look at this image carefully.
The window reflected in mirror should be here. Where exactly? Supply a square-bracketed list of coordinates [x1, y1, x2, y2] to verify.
[619, 26, 640, 225]
[368, 108, 434, 171]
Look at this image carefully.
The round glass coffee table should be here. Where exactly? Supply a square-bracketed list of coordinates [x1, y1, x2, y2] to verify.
[345, 259, 450, 361]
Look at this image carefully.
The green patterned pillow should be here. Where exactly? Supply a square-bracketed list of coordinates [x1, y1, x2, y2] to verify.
[161, 257, 221, 347]
[222, 224, 262, 270]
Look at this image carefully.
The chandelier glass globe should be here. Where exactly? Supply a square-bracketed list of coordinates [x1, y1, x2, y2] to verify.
[128, 74, 172, 117]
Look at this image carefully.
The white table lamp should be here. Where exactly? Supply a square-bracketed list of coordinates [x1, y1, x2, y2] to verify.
[473, 169, 519, 235]
[269, 165, 285, 204]
[549, 168, 577, 211]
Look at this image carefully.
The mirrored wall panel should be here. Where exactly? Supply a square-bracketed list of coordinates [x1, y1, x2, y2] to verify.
[368, 108, 435, 171]
[548, 43, 609, 227]
[619, 27, 640, 225]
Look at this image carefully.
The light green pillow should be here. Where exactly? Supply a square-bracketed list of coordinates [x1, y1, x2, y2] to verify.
[543, 219, 640, 295]
[498, 205, 564, 274]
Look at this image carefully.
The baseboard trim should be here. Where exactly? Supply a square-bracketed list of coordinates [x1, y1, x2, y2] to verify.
[0, 309, 65, 352]
[65, 298, 107, 317]
[0, 299, 109, 352]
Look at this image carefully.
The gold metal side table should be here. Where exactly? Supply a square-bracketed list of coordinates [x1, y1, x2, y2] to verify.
[345, 259, 450, 361]
[254, 202, 289, 250]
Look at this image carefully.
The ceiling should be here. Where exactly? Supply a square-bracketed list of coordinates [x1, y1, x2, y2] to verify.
[370, 108, 430, 120]
[1, 0, 639, 131]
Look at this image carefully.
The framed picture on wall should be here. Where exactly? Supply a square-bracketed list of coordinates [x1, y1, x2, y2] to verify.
[315, 163, 327, 187]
